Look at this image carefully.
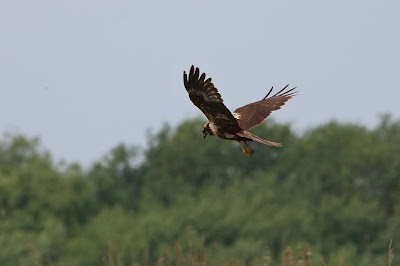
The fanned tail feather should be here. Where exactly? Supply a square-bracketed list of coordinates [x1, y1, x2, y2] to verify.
[237, 131, 282, 147]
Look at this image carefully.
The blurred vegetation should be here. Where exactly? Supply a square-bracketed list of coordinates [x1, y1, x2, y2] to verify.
[0, 115, 399, 265]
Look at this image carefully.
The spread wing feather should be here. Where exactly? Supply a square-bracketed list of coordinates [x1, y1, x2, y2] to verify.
[184, 66, 239, 128]
[233, 85, 298, 131]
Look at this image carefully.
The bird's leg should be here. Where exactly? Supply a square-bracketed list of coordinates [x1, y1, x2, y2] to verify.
[243, 141, 254, 155]
[238, 141, 252, 157]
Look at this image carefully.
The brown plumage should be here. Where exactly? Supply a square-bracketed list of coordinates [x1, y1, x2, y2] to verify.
[183, 65, 298, 157]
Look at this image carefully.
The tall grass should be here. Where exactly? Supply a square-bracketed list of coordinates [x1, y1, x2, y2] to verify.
[101, 241, 394, 266]
[388, 239, 394, 266]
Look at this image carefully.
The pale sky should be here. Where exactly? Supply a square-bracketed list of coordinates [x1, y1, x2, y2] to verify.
[1, 1, 399, 164]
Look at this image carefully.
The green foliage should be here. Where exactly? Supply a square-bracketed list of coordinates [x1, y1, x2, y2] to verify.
[88, 143, 141, 209]
[0, 115, 399, 265]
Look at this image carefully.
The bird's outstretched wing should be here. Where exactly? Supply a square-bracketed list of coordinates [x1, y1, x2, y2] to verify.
[232, 85, 298, 131]
[184, 65, 239, 127]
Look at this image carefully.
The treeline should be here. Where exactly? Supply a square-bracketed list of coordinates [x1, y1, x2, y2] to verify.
[0, 115, 399, 265]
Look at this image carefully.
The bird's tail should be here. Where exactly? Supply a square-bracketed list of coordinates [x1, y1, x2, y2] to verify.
[237, 131, 282, 147]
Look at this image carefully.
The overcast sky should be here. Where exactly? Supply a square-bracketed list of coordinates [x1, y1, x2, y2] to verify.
[1, 1, 399, 164]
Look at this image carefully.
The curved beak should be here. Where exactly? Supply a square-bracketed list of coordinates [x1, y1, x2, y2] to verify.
[203, 131, 207, 139]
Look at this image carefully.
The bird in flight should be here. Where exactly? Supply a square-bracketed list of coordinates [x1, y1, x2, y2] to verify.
[183, 65, 298, 157]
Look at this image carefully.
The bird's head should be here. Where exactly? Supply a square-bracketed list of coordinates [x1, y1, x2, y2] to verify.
[203, 122, 213, 138]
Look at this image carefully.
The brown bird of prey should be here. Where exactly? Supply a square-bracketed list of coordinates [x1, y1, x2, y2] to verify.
[183, 65, 298, 157]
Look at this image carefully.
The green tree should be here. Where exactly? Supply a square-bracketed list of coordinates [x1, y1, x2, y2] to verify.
[88, 143, 141, 209]
[0, 114, 399, 265]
